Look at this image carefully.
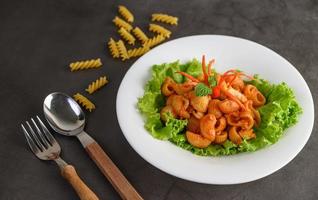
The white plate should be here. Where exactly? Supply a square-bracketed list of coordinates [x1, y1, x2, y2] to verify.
[116, 35, 314, 184]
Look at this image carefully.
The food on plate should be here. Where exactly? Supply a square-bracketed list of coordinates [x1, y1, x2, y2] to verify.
[118, 5, 134, 23]
[85, 76, 108, 94]
[69, 58, 102, 71]
[132, 27, 149, 44]
[159, 56, 262, 146]
[151, 13, 178, 25]
[118, 27, 136, 45]
[73, 93, 96, 112]
[138, 56, 302, 156]
[149, 24, 171, 38]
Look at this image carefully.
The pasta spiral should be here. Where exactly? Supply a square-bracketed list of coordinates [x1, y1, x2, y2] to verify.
[116, 40, 129, 60]
[142, 34, 165, 48]
[118, 27, 136, 45]
[132, 27, 149, 44]
[73, 93, 96, 112]
[151, 13, 178, 25]
[69, 58, 102, 71]
[113, 16, 133, 31]
[86, 76, 108, 94]
[118, 5, 134, 23]
[128, 46, 150, 58]
[149, 24, 171, 38]
[108, 38, 120, 58]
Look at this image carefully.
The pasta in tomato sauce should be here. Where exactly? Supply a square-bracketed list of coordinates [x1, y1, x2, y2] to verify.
[159, 56, 266, 147]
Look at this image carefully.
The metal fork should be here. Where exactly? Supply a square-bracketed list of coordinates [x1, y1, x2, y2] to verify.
[21, 116, 99, 200]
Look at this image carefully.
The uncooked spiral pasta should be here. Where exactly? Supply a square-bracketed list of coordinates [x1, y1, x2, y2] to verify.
[73, 93, 95, 112]
[151, 13, 178, 25]
[117, 40, 129, 60]
[128, 46, 150, 58]
[113, 16, 133, 31]
[86, 76, 108, 94]
[132, 27, 149, 44]
[69, 58, 102, 71]
[149, 24, 171, 38]
[118, 27, 136, 45]
[108, 38, 120, 58]
[142, 34, 165, 48]
[118, 5, 134, 23]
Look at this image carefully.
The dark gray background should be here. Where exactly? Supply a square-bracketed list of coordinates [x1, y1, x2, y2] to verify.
[0, 0, 317, 199]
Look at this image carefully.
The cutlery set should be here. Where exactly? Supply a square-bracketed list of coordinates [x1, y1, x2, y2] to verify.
[21, 92, 142, 200]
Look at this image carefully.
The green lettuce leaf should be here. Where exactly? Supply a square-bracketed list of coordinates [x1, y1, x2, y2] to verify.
[194, 83, 212, 96]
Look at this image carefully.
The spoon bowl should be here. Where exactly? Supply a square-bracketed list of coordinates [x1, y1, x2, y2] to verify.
[44, 92, 85, 136]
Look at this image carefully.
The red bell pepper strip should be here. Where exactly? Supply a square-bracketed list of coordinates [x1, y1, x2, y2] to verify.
[223, 69, 254, 80]
[201, 55, 209, 85]
[176, 71, 200, 83]
[212, 87, 220, 98]
[229, 75, 238, 86]
[223, 69, 238, 76]
[238, 73, 254, 80]
[207, 59, 215, 76]
[211, 74, 224, 98]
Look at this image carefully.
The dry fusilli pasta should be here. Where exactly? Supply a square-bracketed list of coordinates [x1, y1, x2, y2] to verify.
[128, 46, 150, 58]
[151, 13, 178, 25]
[113, 16, 133, 31]
[142, 34, 165, 48]
[69, 58, 102, 71]
[118, 5, 134, 23]
[132, 27, 149, 44]
[149, 24, 171, 38]
[118, 27, 136, 45]
[108, 38, 120, 58]
[117, 40, 129, 60]
[86, 76, 108, 94]
[73, 93, 96, 112]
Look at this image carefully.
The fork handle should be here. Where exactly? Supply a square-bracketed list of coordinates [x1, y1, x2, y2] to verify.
[61, 165, 99, 200]
[85, 142, 143, 200]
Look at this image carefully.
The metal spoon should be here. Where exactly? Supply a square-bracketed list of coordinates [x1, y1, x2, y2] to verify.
[43, 92, 143, 200]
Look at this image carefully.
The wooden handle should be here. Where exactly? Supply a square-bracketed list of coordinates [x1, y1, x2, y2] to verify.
[61, 165, 99, 200]
[85, 142, 143, 200]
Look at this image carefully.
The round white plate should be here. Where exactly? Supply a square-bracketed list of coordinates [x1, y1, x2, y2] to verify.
[116, 35, 314, 184]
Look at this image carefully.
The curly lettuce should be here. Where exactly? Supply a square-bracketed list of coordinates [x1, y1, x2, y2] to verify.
[137, 60, 302, 156]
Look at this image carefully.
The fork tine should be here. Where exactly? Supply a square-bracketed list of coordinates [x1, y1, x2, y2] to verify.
[31, 118, 50, 148]
[36, 115, 57, 145]
[26, 121, 45, 151]
[21, 124, 41, 154]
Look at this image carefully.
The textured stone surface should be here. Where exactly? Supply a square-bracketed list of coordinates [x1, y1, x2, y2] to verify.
[0, 0, 317, 199]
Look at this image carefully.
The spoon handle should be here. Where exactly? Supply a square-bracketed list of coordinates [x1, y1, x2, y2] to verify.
[61, 165, 99, 200]
[85, 141, 143, 200]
